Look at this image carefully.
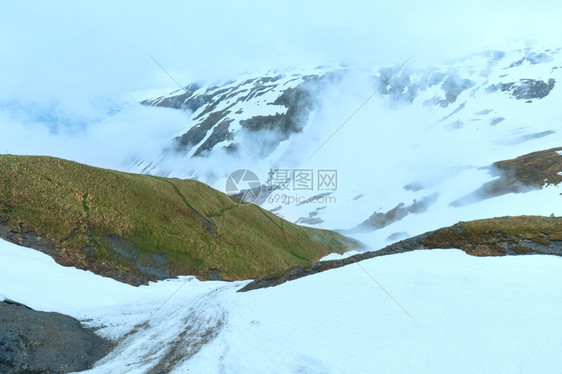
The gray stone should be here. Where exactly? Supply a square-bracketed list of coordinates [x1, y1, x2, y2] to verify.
[0, 301, 113, 374]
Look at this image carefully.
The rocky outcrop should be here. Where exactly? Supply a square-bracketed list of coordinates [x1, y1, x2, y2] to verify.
[487, 78, 555, 100]
[490, 146, 562, 189]
[0, 300, 112, 374]
[452, 146, 562, 206]
[346, 193, 439, 233]
[143, 75, 323, 158]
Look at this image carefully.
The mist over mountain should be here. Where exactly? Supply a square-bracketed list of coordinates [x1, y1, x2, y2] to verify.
[132, 47, 562, 250]
[2, 2, 562, 373]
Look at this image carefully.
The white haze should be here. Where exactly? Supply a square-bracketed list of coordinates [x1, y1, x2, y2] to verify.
[0, 104, 190, 171]
[1, 0, 562, 169]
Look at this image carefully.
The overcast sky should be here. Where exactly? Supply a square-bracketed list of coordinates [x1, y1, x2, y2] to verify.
[2, 1, 561, 105]
[1, 1, 561, 166]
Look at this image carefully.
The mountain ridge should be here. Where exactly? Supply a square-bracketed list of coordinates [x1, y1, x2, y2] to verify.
[240, 215, 562, 292]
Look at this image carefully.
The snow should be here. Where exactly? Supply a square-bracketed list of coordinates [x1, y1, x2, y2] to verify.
[133, 50, 562, 242]
[207, 251, 562, 374]
[2, 238, 562, 373]
[247, 48, 562, 250]
[0, 238, 235, 341]
[320, 249, 362, 261]
[135, 48, 562, 252]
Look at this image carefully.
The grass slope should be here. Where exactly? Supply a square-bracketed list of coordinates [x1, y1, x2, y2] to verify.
[477, 146, 562, 198]
[493, 146, 562, 188]
[241, 215, 562, 291]
[0, 155, 358, 285]
[421, 215, 562, 256]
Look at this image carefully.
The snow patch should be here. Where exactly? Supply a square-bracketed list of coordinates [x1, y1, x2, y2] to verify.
[3, 238, 562, 373]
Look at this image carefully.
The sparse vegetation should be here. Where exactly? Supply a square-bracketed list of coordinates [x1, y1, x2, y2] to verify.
[0, 155, 358, 285]
[480, 147, 562, 198]
[421, 215, 562, 256]
[241, 215, 562, 291]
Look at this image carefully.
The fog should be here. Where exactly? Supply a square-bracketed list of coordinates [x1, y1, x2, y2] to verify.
[1, 0, 561, 169]
[0, 104, 190, 170]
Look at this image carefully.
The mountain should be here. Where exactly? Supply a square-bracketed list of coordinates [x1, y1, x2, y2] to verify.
[0, 155, 358, 285]
[2, 47, 562, 373]
[135, 47, 562, 251]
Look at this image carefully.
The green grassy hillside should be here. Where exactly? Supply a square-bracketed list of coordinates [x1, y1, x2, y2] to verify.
[0, 155, 358, 285]
[240, 215, 562, 291]
[421, 215, 562, 256]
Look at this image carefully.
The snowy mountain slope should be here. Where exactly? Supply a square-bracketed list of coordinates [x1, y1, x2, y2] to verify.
[2, 237, 562, 373]
[136, 48, 562, 250]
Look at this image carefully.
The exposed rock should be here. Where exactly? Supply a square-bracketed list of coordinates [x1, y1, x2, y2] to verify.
[440, 75, 476, 106]
[451, 146, 562, 206]
[509, 52, 553, 67]
[447, 120, 464, 130]
[346, 193, 439, 233]
[158, 76, 322, 158]
[436, 102, 466, 123]
[0, 221, 161, 286]
[0, 301, 112, 374]
[241, 83, 317, 136]
[175, 107, 234, 154]
[377, 69, 419, 103]
[425, 77, 475, 108]
[487, 78, 555, 100]
[238, 245, 411, 292]
[491, 146, 562, 187]
[141, 83, 206, 111]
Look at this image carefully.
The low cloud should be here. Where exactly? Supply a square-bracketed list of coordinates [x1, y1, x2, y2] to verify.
[1, 0, 561, 174]
[0, 104, 190, 171]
